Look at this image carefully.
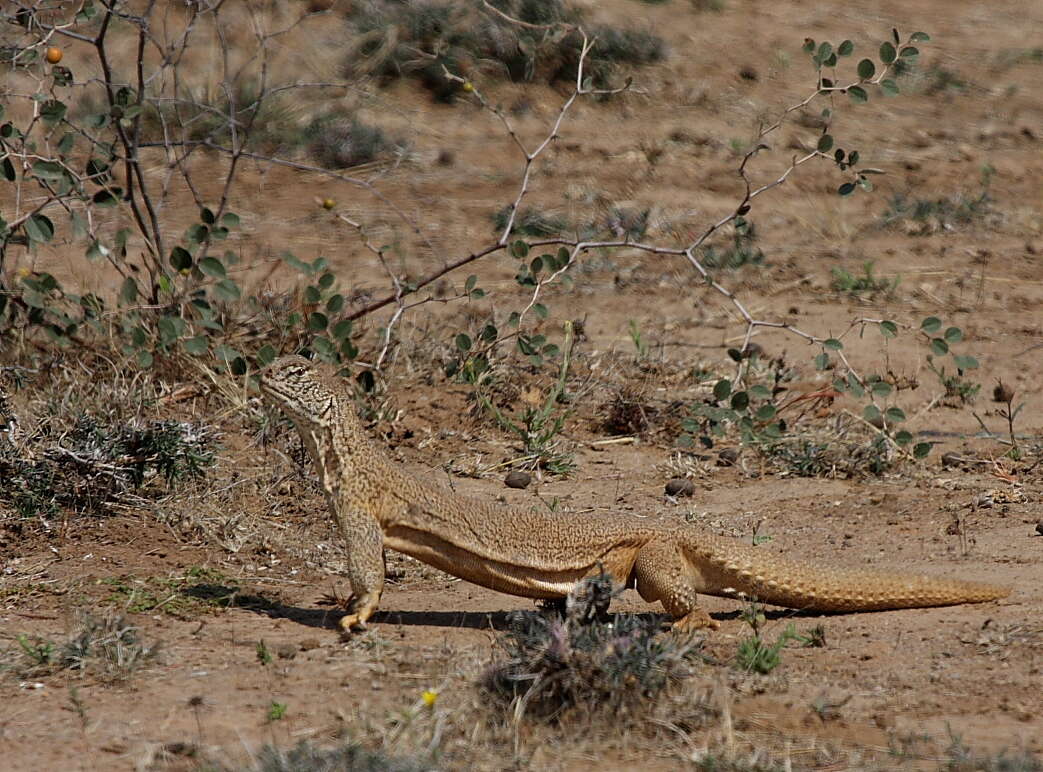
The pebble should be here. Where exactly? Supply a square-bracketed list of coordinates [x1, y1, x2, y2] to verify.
[665, 478, 695, 497]
[504, 470, 531, 489]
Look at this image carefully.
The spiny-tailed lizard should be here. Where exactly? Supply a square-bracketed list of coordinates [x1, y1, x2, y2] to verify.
[260, 355, 1010, 634]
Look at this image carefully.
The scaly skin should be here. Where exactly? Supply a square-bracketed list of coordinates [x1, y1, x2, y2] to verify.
[260, 356, 1011, 634]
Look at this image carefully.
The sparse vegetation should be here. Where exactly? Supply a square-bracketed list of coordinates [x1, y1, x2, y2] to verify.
[4, 612, 158, 681]
[0, 2, 1038, 768]
[830, 261, 899, 297]
[482, 574, 703, 722]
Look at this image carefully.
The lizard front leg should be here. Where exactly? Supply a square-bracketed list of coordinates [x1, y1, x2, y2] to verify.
[633, 539, 719, 632]
[332, 505, 385, 634]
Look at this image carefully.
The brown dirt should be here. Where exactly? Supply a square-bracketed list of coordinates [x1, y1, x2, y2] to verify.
[2, 0, 1043, 769]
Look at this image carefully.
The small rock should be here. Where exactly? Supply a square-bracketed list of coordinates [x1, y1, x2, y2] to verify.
[1035, 521, 1043, 536]
[717, 448, 739, 467]
[941, 452, 964, 469]
[665, 478, 695, 497]
[739, 65, 758, 81]
[504, 470, 531, 489]
[275, 643, 297, 660]
[299, 638, 321, 651]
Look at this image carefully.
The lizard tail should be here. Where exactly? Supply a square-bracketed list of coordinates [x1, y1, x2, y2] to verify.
[688, 535, 1010, 611]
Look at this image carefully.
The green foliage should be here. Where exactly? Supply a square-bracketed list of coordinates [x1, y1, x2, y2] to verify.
[698, 218, 764, 270]
[734, 603, 799, 674]
[830, 261, 899, 297]
[477, 322, 577, 475]
[266, 701, 288, 722]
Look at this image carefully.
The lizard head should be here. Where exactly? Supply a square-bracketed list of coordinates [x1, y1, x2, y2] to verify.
[260, 355, 344, 431]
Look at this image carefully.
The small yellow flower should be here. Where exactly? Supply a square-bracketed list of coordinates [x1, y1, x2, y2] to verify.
[17, 267, 31, 278]
[421, 689, 438, 707]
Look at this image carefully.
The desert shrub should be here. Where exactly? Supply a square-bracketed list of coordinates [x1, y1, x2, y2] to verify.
[5, 612, 158, 682]
[303, 113, 402, 169]
[481, 574, 702, 722]
[343, 0, 664, 100]
[244, 741, 432, 772]
[0, 414, 215, 518]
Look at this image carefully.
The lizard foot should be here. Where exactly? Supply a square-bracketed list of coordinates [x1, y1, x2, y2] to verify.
[670, 608, 720, 633]
[338, 613, 368, 637]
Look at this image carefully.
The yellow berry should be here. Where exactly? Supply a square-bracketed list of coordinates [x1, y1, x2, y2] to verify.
[462, 81, 474, 93]
[45, 47, 63, 64]
[322, 198, 336, 210]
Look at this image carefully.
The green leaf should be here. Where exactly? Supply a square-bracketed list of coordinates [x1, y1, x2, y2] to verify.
[331, 319, 352, 339]
[920, 316, 942, 333]
[24, 213, 55, 243]
[749, 384, 771, 400]
[92, 188, 120, 207]
[213, 279, 241, 301]
[884, 406, 906, 423]
[304, 285, 321, 304]
[863, 404, 881, 423]
[186, 223, 209, 244]
[879, 41, 897, 64]
[31, 160, 66, 182]
[930, 338, 949, 356]
[136, 350, 154, 369]
[1, 156, 14, 181]
[880, 79, 900, 97]
[755, 404, 777, 421]
[326, 294, 344, 314]
[838, 181, 856, 196]
[308, 312, 328, 331]
[847, 374, 865, 398]
[730, 391, 749, 411]
[894, 430, 913, 446]
[120, 277, 138, 304]
[197, 257, 226, 278]
[511, 239, 529, 258]
[817, 134, 834, 152]
[910, 32, 931, 42]
[542, 343, 559, 357]
[256, 344, 276, 367]
[281, 251, 313, 275]
[871, 381, 893, 397]
[913, 442, 932, 459]
[318, 272, 335, 290]
[857, 59, 876, 79]
[183, 336, 208, 356]
[221, 212, 240, 227]
[455, 333, 472, 352]
[40, 99, 67, 125]
[953, 354, 979, 371]
[533, 303, 549, 319]
[943, 326, 963, 343]
[823, 338, 843, 350]
[847, 85, 869, 103]
[170, 247, 193, 271]
[713, 379, 732, 402]
[465, 275, 477, 293]
[900, 46, 919, 58]
[879, 320, 898, 338]
[814, 352, 830, 370]
[837, 40, 854, 56]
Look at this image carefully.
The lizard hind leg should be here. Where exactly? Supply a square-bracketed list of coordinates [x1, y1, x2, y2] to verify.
[633, 539, 720, 631]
